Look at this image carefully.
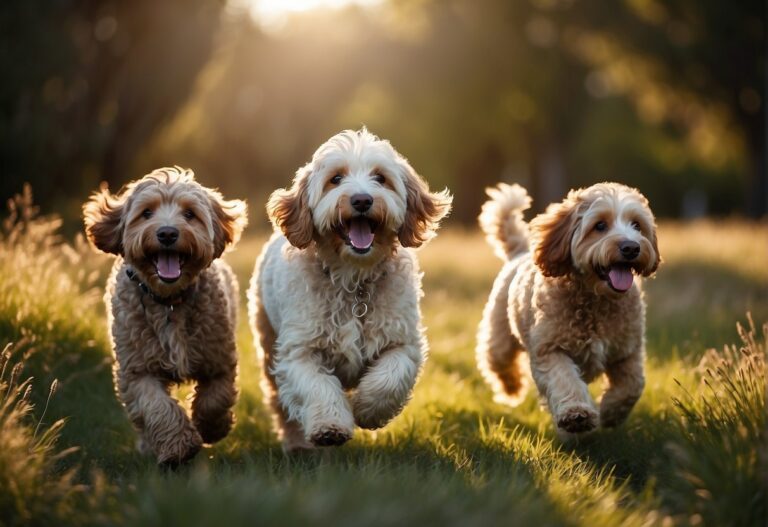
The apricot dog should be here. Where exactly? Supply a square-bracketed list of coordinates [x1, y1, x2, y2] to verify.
[477, 182, 659, 439]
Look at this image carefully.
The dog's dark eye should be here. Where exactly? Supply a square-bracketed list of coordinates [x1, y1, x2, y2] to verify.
[594, 221, 607, 232]
[631, 220, 641, 231]
[142, 209, 152, 219]
[373, 173, 386, 185]
[330, 174, 343, 185]
[183, 209, 195, 221]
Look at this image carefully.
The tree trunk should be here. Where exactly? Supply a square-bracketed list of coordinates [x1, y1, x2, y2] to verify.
[529, 137, 567, 212]
[454, 145, 505, 224]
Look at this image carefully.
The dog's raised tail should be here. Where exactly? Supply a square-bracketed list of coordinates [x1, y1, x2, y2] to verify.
[478, 183, 532, 260]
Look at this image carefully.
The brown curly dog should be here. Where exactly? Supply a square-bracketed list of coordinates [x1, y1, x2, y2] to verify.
[83, 167, 247, 466]
[477, 182, 660, 440]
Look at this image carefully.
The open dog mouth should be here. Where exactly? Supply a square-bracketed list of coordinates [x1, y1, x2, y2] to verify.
[151, 250, 186, 283]
[335, 216, 378, 254]
[596, 263, 638, 293]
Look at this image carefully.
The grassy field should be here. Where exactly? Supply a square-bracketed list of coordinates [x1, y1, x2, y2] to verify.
[1, 189, 765, 526]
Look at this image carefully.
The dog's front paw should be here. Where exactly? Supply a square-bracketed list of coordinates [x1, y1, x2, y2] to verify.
[308, 425, 353, 447]
[555, 404, 599, 434]
[352, 405, 399, 430]
[353, 414, 391, 430]
[600, 397, 640, 428]
[156, 428, 203, 469]
[351, 393, 406, 430]
[194, 410, 234, 444]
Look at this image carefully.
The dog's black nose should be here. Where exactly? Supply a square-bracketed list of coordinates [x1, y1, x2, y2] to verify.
[619, 240, 640, 260]
[157, 226, 179, 246]
[351, 193, 373, 213]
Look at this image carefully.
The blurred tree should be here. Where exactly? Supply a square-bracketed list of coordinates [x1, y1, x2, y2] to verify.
[147, 1, 598, 221]
[0, 0, 223, 220]
[150, 0, 763, 222]
[567, 0, 766, 216]
[380, 0, 596, 217]
[0, 0, 762, 224]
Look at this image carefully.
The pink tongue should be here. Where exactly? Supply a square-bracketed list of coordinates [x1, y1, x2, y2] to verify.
[608, 266, 633, 292]
[348, 218, 374, 249]
[156, 251, 181, 280]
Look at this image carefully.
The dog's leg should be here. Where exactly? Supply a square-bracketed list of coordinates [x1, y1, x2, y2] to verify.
[263, 367, 313, 453]
[274, 354, 355, 447]
[476, 268, 529, 406]
[120, 375, 202, 466]
[262, 368, 314, 452]
[253, 299, 314, 452]
[599, 349, 645, 428]
[351, 343, 422, 429]
[531, 350, 598, 436]
[191, 371, 237, 444]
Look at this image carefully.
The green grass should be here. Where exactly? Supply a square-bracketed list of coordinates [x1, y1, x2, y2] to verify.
[1, 188, 765, 526]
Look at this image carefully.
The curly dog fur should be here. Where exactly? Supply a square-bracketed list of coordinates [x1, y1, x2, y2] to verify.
[477, 182, 659, 439]
[248, 129, 452, 452]
[83, 167, 247, 465]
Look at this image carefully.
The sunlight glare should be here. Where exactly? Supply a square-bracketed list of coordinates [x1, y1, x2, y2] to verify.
[243, 0, 382, 31]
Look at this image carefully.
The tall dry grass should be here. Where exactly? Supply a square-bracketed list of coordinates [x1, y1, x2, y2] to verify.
[0, 185, 109, 370]
[0, 344, 86, 526]
[663, 317, 766, 525]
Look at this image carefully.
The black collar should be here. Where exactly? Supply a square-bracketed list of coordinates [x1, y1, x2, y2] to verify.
[125, 268, 192, 307]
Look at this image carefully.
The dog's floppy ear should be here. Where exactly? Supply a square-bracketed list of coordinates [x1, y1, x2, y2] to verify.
[267, 165, 314, 249]
[643, 223, 661, 277]
[530, 192, 580, 277]
[397, 163, 452, 248]
[208, 190, 248, 259]
[630, 190, 660, 277]
[83, 183, 126, 255]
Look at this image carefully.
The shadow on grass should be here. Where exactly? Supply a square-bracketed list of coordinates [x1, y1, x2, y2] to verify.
[3, 319, 667, 527]
[119, 407, 590, 527]
[558, 408, 677, 492]
[10, 310, 670, 504]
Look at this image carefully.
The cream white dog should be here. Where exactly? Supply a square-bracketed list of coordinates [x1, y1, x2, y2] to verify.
[248, 129, 452, 451]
